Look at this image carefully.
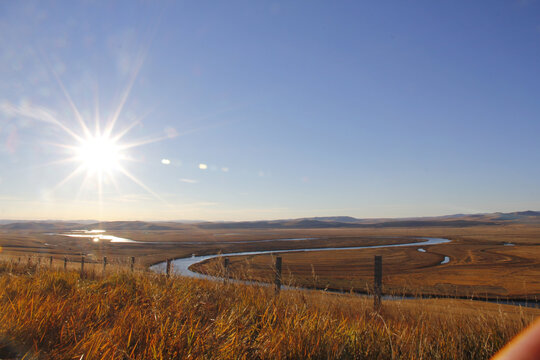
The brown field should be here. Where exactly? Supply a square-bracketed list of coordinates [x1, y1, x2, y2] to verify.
[190, 225, 540, 300]
[1, 223, 540, 358]
[2, 224, 540, 300]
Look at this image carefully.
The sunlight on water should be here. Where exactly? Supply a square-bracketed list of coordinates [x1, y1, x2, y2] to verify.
[61, 230, 136, 243]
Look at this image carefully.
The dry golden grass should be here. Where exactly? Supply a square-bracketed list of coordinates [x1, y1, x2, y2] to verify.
[193, 225, 540, 299]
[0, 259, 538, 359]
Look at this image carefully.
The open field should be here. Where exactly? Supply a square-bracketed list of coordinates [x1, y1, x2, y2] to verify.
[190, 225, 540, 300]
[0, 261, 538, 359]
[1, 219, 540, 358]
[2, 222, 540, 300]
[0, 228, 426, 266]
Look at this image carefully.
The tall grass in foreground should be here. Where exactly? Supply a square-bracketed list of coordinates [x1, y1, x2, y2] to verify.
[0, 263, 535, 359]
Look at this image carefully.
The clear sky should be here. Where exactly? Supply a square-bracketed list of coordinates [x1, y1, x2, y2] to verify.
[1, 1, 539, 221]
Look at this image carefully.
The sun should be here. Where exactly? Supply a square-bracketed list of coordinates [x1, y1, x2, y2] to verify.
[3, 51, 176, 202]
[75, 135, 124, 174]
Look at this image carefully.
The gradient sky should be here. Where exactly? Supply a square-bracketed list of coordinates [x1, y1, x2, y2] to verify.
[1, 1, 539, 221]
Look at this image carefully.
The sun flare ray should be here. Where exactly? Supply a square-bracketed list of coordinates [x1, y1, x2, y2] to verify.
[111, 119, 142, 142]
[53, 164, 87, 192]
[120, 134, 174, 150]
[76, 171, 94, 200]
[2, 102, 84, 142]
[118, 166, 165, 202]
[104, 51, 146, 138]
[52, 69, 92, 138]
[34, 87, 169, 206]
[11, 42, 172, 208]
[31, 157, 80, 169]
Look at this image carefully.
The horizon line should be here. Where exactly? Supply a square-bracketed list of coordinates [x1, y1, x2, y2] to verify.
[0, 209, 538, 224]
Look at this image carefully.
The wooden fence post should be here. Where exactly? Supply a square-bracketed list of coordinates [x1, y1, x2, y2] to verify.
[275, 256, 282, 293]
[131, 256, 135, 272]
[50, 256, 53, 269]
[166, 259, 171, 277]
[223, 257, 229, 281]
[374, 255, 382, 311]
[64, 257, 67, 271]
[103, 257, 107, 273]
[80, 256, 85, 278]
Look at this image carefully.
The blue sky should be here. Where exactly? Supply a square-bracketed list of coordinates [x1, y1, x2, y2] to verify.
[0, 1, 539, 221]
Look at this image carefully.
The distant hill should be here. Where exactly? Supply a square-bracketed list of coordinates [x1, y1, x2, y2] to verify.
[0, 220, 184, 231]
[86, 221, 184, 231]
[1, 210, 539, 231]
[492, 210, 540, 221]
[197, 218, 500, 230]
[197, 210, 540, 229]
[514, 210, 540, 216]
[300, 216, 360, 223]
[0, 221, 84, 231]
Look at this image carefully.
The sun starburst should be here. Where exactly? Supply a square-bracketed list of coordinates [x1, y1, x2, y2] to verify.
[0, 61, 173, 206]
[75, 134, 124, 174]
[48, 113, 166, 204]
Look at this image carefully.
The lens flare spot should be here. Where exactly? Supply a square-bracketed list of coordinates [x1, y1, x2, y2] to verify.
[199, 163, 208, 170]
[161, 159, 170, 165]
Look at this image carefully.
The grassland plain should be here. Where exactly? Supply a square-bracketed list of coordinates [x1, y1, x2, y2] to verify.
[2, 224, 540, 299]
[0, 260, 538, 360]
[1, 223, 540, 358]
[189, 225, 540, 300]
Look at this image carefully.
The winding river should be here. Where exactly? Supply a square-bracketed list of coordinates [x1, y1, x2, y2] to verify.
[150, 237, 451, 280]
[147, 237, 538, 308]
[48, 230, 538, 307]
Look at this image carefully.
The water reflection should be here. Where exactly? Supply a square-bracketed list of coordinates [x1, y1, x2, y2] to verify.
[60, 230, 136, 243]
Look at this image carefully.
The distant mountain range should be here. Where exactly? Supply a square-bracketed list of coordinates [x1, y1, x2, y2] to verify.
[1, 210, 539, 231]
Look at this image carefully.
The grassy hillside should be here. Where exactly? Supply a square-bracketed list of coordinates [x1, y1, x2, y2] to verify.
[0, 260, 537, 359]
